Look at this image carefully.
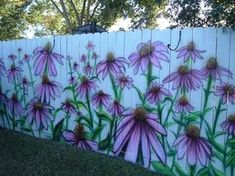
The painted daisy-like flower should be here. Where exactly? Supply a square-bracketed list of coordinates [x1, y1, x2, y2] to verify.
[25, 98, 54, 129]
[76, 76, 96, 99]
[23, 54, 31, 62]
[63, 124, 98, 151]
[33, 42, 63, 76]
[7, 94, 23, 116]
[113, 107, 166, 167]
[61, 99, 77, 115]
[92, 52, 98, 60]
[80, 54, 87, 63]
[0, 59, 6, 78]
[96, 52, 128, 79]
[108, 100, 125, 117]
[215, 83, 235, 104]
[86, 41, 95, 51]
[173, 125, 212, 166]
[36, 74, 62, 103]
[22, 76, 29, 90]
[83, 62, 93, 76]
[8, 54, 17, 61]
[116, 75, 133, 89]
[176, 41, 206, 63]
[163, 65, 203, 90]
[68, 75, 77, 85]
[91, 90, 111, 108]
[221, 114, 235, 135]
[201, 57, 233, 81]
[175, 96, 194, 113]
[7, 64, 22, 83]
[128, 41, 169, 74]
[73, 62, 79, 71]
[146, 83, 171, 104]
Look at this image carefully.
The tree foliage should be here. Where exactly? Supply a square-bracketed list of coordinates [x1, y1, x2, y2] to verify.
[168, 0, 235, 29]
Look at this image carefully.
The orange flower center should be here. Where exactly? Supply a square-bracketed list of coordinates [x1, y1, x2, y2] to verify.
[178, 65, 189, 75]
[134, 107, 146, 122]
[10, 64, 16, 71]
[74, 124, 85, 139]
[42, 74, 50, 84]
[187, 42, 195, 52]
[186, 125, 200, 138]
[224, 85, 234, 96]
[106, 52, 115, 62]
[34, 102, 43, 110]
[12, 94, 18, 102]
[228, 115, 235, 123]
[44, 42, 52, 52]
[206, 57, 218, 70]
[139, 44, 153, 57]
[151, 86, 161, 94]
[179, 96, 189, 106]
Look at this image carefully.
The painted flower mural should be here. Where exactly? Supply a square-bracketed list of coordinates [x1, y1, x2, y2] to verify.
[0, 34, 234, 176]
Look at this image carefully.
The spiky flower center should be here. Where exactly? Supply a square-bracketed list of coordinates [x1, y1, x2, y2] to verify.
[65, 99, 72, 107]
[81, 76, 88, 84]
[179, 96, 189, 106]
[139, 44, 154, 57]
[106, 52, 115, 62]
[22, 78, 28, 85]
[73, 62, 78, 68]
[224, 85, 234, 96]
[44, 42, 52, 52]
[186, 125, 200, 138]
[187, 42, 195, 52]
[97, 90, 104, 96]
[10, 64, 16, 71]
[206, 57, 218, 70]
[12, 94, 18, 102]
[228, 115, 235, 123]
[74, 124, 85, 139]
[42, 74, 50, 84]
[34, 102, 43, 110]
[134, 107, 146, 122]
[178, 65, 189, 75]
[113, 100, 119, 105]
[150, 86, 161, 94]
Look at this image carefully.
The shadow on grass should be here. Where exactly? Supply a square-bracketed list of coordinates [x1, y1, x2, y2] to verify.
[0, 128, 158, 176]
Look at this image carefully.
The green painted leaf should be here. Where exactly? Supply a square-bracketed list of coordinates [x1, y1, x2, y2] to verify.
[166, 150, 176, 156]
[75, 116, 92, 127]
[227, 149, 235, 156]
[226, 155, 235, 166]
[197, 167, 209, 176]
[163, 96, 173, 104]
[95, 111, 112, 123]
[99, 134, 111, 150]
[53, 108, 61, 117]
[133, 85, 145, 104]
[91, 124, 106, 140]
[52, 118, 64, 141]
[214, 151, 224, 161]
[22, 127, 32, 133]
[151, 161, 176, 176]
[165, 122, 175, 128]
[228, 138, 235, 148]
[63, 85, 74, 92]
[174, 162, 187, 176]
[211, 166, 224, 176]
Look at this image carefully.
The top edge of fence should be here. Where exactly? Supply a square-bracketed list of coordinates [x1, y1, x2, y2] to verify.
[0, 27, 233, 42]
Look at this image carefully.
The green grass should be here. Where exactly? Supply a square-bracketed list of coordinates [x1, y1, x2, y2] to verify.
[0, 128, 158, 176]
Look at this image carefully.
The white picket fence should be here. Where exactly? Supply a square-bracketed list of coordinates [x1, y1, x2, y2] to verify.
[0, 27, 235, 175]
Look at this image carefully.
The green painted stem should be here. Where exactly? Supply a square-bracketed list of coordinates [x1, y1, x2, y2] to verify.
[223, 134, 229, 175]
[164, 88, 179, 126]
[26, 61, 35, 94]
[147, 64, 152, 88]
[189, 165, 196, 176]
[65, 113, 70, 130]
[212, 99, 223, 134]
[86, 93, 93, 130]
[200, 76, 213, 130]
[109, 74, 118, 100]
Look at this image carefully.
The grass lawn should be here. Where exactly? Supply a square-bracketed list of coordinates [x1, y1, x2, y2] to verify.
[0, 128, 158, 176]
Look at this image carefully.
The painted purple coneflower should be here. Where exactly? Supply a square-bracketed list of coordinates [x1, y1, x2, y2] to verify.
[146, 83, 171, 104]
[86, 41, 95, 50]
[163, 65, 203, 90]
[25, 98, 54, 129]
[108, 100, 125, 117]
[175, 96, 194, 113]
[91, 90, 111, 108]
[201, 57, 232, 81]
[17, 48, 22, 53]
[128, 41, 169, 74]
[73, 62, 79, 71]
[8, 54, 17, 61]
[113, 107, 166, 167]
[76, 76, 96, 99]
[0, 59, 6, 78]
[92, 52, 98, 60]
[7, 64, 22, 83]
[96, 52, 128, 79]
[116, 75, 133, 89]
[221, 114, 235, 135]
[7, 94, 23, 116]
[63, 124, 98, 151]
[176, 41, 206, 63]
[68, 75, 77, 85]
[80, 54, 87, 63]
[83, 62, 93, 76]
[215, 83, 235, 104]
[61, 99, 77, 114]
[33, 42, 63, 76]
[36, 74, 62, 103]
[173, 125, 212, 166]
[22, 76, 29, 90]
[23, 54, 31, 62]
